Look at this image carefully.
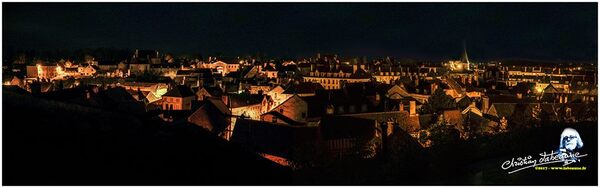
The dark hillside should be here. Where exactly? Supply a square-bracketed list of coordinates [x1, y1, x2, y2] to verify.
[3, 92, 291, 185]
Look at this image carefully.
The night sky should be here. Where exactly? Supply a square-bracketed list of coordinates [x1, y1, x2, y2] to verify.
[3, 3, 598, 61]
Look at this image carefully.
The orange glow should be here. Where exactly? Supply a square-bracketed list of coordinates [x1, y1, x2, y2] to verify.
[56, 64, 64, 76]
[36, 64, 43, 78]
[536, 87, 544, 93]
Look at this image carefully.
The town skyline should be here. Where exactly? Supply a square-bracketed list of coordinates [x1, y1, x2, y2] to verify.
[3, 2, 597, 186]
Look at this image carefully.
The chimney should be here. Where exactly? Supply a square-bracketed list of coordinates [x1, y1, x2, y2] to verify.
[431, 83, 438, 93]
[409, 100, 417, 116]
[222, 95, 229, 106]
[482, 96, 489, 113]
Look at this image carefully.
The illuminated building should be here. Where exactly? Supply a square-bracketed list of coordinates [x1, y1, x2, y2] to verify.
[303, 63, 371, 90]
[198, 59, 240, 76]
[162, 85, 195, 111]
[26, 64, 57, 79]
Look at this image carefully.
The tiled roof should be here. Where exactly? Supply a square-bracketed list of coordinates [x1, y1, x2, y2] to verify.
[163, 85, 195, 98]
[261, 111, 305, 126]
[319, 116, 376, 140]
[282, 82, 325, 94]
[188, 99, 231, 134]
[488, 103, 516, 118]
[231, 118, 319, 160]
[228, 93, 261, 108]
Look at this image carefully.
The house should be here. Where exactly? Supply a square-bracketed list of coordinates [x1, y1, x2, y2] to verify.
[26, 64, 57, 79]
[461, 102, 483, 116]
[302, 84, 377, 119]
[282, 82, 325, 97]
[194, 86, 223, 101]
[259, 94, 276, 114]
[121, 82, 169, 103]
[162, 85, 195, 110]
[339, 99, 427, 134]
[269, 94, 308, 123]
[375, 83, 410, 100]
[239, 83, 272, 95]
[97, 60, 120, 72]
[319, 116, 377, 160]
[100, 87, 147, 115]
[260, 111, 305, 126]
[150, 63, 180, 78]
[128, 62, 150, 75]
[230, 118, 320, 165]
[442, 109, 464, 128]
[199, 60, 240, 76]
[487, 103, 517, 119]
[263, 64, 278, 79]
[303, 63, 372, 90]
[9, 75, 25, 88]
[238, 66, 259, 79]
[188, 98, 233, 139]
[77, 64, 98, 77]
[231, 115, 379, 164]
[267, 85, 287, 104]
[224, 93, 263, 120]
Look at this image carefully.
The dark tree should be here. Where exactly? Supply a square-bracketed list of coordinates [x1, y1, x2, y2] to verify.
[419, 88, 456, 114]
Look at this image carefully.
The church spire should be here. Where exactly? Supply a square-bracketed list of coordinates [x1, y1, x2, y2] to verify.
[461, 41, 470, 70]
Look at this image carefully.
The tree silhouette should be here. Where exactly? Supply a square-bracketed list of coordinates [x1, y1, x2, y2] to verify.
[419, 88, 456, 114]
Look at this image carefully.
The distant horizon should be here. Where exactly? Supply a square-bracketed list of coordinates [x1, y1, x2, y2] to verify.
[3, 47, 597, 64]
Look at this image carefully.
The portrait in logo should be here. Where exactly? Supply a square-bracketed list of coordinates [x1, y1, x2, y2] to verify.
[558, 128, 583, 161]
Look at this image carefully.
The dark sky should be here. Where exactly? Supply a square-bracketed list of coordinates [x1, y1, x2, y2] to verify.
[3, 3, 598, 61]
